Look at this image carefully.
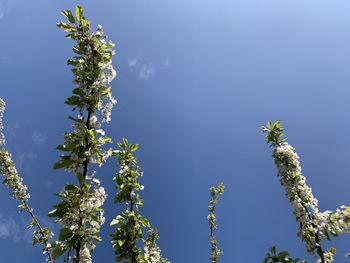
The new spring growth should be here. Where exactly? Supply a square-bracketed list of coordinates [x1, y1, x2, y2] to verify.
[263, 246, 306, 263]
[110, 138, 169, 263]
[110, 138, 149, 263]
[50, 5, 116, 262]
[142, 228, 170, 263]
[0, 98, 54, 263]
[262, 121, 338, 263]
[0, 98, 5, 146]
[0, 98, 30, 202]
[208, 183, 224, 263]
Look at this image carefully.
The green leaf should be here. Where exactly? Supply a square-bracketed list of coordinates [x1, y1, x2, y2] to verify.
[110, 219, 119, 226]
[116, 255, 124, 262]
[53, 158, 75, 170]
[67, 10, 75, 23]
[92, 235, 102, 242]
[52, 247, 65, 260]
[122, 137, 128, 146]
[75, 6, 83, 22]
[77, 172, 84, 187]
[64, 184, 78, 192]
[65, 95, 81, 106]
[47, 202, 67, 218]
[59, 228, 73, 241]
[72, 88, 84, 96]
[130, 144, 139, 152]
[118, 239, 125, 247]
[67, 234, 79, 246]
[56, 22, 75, 32]
[61, 10, 75, 23]
[47, 209, 58, 217]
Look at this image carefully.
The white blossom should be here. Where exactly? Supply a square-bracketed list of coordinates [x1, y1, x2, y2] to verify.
[58, 175, 106, 237]
[0, 149, 30, 201]
[273, 143, 321, 255]
[144, 243, 161, 263]
[318, 248, 336, 263]
[317, 206, 350, 237]
[0, 98, 5, 146]
[143, 229, 169, 263]
[81, 245, 92, 263]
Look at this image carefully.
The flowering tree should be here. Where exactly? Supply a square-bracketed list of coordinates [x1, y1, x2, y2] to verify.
[49, 6, 117, 262]
[7, 4, 346, 263]
[262, 121, 350, 263]
[0, 5, 171, 263]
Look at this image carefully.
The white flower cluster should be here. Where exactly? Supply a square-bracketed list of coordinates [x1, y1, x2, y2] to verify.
[81, 244, 92, 263]
[318, 248, 336, 263]
[62, 116, 86, 173]
[0, 149, 30, 201]
[62, 115, 113, 173]
[318, 206, 350, 236]
[95, 60, 117, 123]
[71, 28, 117, 124]
[144, 241, 162, 263]
[117, 164, 144, 192]
[207, 213, 216, 223]
[273, 143, 321, 255]
[58, 176, 106, 239]
[0, 98, 5, 146]
[143, 229, 169, 263]
[271, 141, 350, 262]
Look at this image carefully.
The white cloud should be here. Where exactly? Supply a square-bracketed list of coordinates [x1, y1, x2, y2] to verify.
[128, 57, 158, 80]
[128, 58, 138, 69]
[139, 63, 155, 80]
[0, 214, 52, 243]
[0, 215, 22, 242]
[17, 151, 37, 170]
[163, 59, 171, 66]
[32, 131, 48, 145]
[0, 2, 6, 20]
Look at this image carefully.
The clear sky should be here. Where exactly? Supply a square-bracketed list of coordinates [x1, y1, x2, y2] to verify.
[1, 0, 350, 262]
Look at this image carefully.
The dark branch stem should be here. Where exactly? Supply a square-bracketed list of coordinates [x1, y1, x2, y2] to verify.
[129, 186, 136, 263]
[1, 155, 54, 263]
[75, 108, 92, 263]
[24, 201, 54, 263]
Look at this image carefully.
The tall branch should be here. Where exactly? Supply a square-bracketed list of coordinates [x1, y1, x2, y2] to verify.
[0, 98, 54, 263]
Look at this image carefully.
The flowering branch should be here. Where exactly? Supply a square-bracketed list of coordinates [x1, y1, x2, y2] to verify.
[0, 99, 54, 263]
[262, 121, 334, 263]
[49, 6, 116, 262]
[110, 139, 169, 263]
[110, 139, 148, 262]
[208, 183, 224, 263]
[142, 228, 169, 263]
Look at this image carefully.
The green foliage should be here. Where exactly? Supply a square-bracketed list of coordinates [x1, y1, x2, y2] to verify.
[208, 183, 224, 263]
[263, 246, 306, 263]
[261, 120, 286, 147]
[141, 228, 170, 263]
[110, 139, 168, 263]
[51, 5, 116, 262]
[110, 139, 148, 262]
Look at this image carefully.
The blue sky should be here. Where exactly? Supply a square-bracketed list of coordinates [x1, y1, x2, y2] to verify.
[2, 0, 350, 262]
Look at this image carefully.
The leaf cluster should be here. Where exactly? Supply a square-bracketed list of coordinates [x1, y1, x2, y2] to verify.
[261, 120, 286, 147]
[263, 246, 306, 263]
